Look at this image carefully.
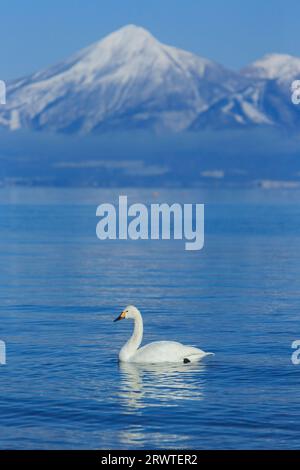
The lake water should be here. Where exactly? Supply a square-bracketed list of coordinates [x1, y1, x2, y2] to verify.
[0, 187, 299, 449]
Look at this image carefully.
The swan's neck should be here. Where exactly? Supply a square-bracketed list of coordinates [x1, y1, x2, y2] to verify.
[119, 312, 143, 361]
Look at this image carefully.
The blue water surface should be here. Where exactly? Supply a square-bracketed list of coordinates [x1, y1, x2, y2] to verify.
[0, 187, 299, 449]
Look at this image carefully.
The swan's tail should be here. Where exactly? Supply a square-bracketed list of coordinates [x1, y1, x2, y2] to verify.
[185, 351, 214, 363]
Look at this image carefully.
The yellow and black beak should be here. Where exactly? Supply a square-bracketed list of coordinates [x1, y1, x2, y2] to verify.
[113, 311, 126, 322]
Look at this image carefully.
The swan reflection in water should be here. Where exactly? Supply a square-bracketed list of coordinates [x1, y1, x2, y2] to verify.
[116, 361, 210, 447]
[118, 360, 208, 411]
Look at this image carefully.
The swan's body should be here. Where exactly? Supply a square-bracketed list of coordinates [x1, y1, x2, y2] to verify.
[114, 305, 213, 364]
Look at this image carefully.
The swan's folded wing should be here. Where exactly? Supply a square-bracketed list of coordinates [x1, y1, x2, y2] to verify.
[129, 341, 211, 364]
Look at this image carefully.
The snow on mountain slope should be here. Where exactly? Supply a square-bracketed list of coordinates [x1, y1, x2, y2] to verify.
[190, 82, 272, 129]
[0, 25, 243, 134]
[190, 53, 300, 130]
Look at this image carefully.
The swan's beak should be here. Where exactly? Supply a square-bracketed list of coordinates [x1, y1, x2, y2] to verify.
[113, 311, 126, 322]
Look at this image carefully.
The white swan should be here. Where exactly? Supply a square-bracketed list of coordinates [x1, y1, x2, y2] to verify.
[114, 305, 214, 364]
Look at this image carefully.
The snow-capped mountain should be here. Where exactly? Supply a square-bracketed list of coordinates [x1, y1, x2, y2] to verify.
[190, 53, 300, 130]
[0, 24, 245, 134]
[1, 29, 299, 134]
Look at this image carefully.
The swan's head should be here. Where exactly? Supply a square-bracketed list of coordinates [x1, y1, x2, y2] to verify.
[113, 305, 140, 322]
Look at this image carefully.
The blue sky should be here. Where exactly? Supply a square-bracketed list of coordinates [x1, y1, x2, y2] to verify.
[0, 0, 298, 79]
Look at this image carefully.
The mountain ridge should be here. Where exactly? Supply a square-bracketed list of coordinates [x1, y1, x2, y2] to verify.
[0, 25, 299, 134]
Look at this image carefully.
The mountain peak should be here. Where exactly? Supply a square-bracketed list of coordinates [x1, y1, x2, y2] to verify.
[113, 24, 153, 37]
[242, 53, 300, 80]
[71, 23, 161, 68]
[91, 24, 158, 51]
